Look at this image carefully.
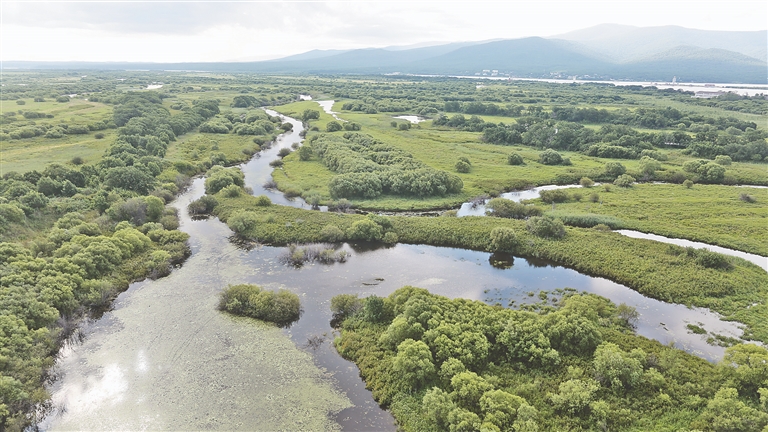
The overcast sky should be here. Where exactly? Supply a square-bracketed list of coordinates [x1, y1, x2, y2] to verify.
[2, 0, 766, 62]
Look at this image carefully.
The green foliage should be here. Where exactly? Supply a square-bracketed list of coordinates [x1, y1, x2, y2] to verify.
[226, 210, 260, 235]
[188, 195, 218, 216]
[326, 121, 343, 132]
[507, 153, 524, 165]
[539, 189, 570, 204]
[638, 156, 662, 178]
[538, 149, 564, 165]
[613, 174, 636, 187]
[218, 284, 301, 325]
[455, 160, 471, 173]
[204, 166, 244, 194]
[393, 339, 436, 390]
[347, 219, 383, 241]
[546, 211, 624, 229]
[320, 224, 345, 242]
[579, 177, 594, 188]
[526, 216, 566, 239]
[693, 387, 768, 432]
[301, 109, 320, 122]
[719, 344, 768, 398]
[313, 133, 462, 199]
[604, 161, 626, 178]
[486, 198, 542, 219]
[362, 296, 390, 323]
[298, 145, 313, 161]
[253, 195, 272, 206]
[549, 379, 600, 415]
[593, 342, 644, 390]
[715, 155, 733, 166]
[489, 227, 518, 252]
[330, 294, 363, 321]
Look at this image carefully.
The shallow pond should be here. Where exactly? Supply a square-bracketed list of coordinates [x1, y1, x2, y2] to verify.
[393, 115, 426, 124]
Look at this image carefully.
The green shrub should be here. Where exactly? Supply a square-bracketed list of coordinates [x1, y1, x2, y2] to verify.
[538, 149, 564, 165]
[547, 211, 624, 229]
[683, 179, 694, 189]
[219, 284, 301, 325]
[326, 121, 343, 132]
[347, 219, 383, 241]
[455, 160, 471, 173]
[613, 174, 636, 188]
[188, 195, 218, 215]
[714, 155, 732, 166]
[507, 153, 524, 165]
[227, 211, 260, 235]
[526, 216, 566, 239]
[489, 227, 518, 252]
[604, 162, 626, 178]
[486, 198, 541, 219]
[580, 177, 594, 188]
[253, 195, 272, 206]
[320, 225, 345, 242]
[539, 189, 570, 204]
[221, 184, 241, 198]
[330, 294, 363, 321]
[383, 232, 399, 244]
[204, 166, 244, 194]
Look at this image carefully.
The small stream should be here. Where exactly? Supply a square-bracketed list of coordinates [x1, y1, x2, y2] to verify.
[40, 108, 761, 431]
[455, 184, 767, 271]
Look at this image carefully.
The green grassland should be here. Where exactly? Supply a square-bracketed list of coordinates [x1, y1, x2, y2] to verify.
[0, 98, 115, 173]
[271, 100, 767, 212]
[533, 183, 768, 256]
[213, 192, 768, 344]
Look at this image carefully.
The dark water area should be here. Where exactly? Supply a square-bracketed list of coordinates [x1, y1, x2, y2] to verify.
[39, 110, 754, 431]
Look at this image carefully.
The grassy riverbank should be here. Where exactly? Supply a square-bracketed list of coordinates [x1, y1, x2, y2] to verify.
[532, 183, 768, 256]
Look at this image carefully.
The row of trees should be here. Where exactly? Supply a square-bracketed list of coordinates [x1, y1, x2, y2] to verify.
[308, 133, 463, 199]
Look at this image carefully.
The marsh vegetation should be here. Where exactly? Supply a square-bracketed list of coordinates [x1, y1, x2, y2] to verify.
[0, 71, 765, 431]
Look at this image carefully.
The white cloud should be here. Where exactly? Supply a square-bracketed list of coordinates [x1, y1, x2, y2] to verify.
[2, 0, 765, 62]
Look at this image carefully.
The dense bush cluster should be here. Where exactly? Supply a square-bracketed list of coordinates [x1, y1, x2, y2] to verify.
[199, 109, 282, 137]
[0, 91, 208, 428]
[310, 133, 463, 199]
[334, 287, 768, 431]
[218, 284, 301, 325]
[474, 114, 767, 165]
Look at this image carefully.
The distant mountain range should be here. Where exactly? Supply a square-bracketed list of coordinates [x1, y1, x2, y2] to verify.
[5, 25, 766, 83]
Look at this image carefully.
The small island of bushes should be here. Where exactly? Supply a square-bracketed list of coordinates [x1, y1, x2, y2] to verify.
[218, 283, 301, 326]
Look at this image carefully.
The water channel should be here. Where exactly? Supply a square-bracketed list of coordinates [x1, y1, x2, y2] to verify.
[41, 110, 759, 431]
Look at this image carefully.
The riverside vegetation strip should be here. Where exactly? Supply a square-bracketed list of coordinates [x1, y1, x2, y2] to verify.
[1, 71, 767, 430]
[330, 287, 768, 431]
[213, 193, 768, 344]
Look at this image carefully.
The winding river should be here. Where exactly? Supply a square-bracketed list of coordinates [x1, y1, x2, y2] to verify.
[41, 110, 760, 431]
